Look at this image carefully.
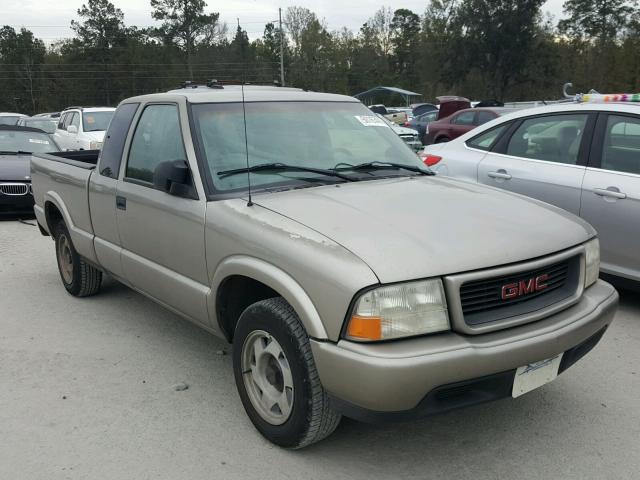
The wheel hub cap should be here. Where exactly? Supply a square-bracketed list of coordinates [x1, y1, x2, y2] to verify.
[57, 234, 73, 284]
[241, 330, 294, 425]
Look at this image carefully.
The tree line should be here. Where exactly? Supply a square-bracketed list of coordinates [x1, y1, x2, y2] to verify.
[1, 0, 639, 114]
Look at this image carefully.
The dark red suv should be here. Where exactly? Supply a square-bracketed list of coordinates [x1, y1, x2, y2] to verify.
[424, 107, 516, 145]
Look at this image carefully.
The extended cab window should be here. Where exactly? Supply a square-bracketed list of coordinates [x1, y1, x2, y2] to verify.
[126, 104, 186, 184]
[466, 124, 507, 151]
[506, 114, 588, 165]
[600, 115, 640, 175]
[99, 103, 139, 178]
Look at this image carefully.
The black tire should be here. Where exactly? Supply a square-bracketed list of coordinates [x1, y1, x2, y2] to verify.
[53, 221, 102, 297]
[436, 136, 450, 143]
[233, 297, 341, 449]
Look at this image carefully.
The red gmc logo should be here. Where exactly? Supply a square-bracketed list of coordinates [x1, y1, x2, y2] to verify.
[501, 274, 549, 300]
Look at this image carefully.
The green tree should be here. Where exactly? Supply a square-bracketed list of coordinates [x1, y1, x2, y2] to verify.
[150, 0, 221, 78]
[559, 0, 638, 43]
[390, 9, 421, 86]
[0, 27, 46, 113]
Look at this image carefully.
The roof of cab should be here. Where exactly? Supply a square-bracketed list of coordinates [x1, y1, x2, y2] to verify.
[123, 85, 360, 105]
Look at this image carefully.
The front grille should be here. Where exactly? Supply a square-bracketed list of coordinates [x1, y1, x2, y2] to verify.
[0, 182, 30, 196]
[460, 256, 579, 326]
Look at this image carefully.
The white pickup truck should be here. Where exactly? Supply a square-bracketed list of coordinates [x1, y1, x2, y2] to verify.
[54, 107, 115, 151]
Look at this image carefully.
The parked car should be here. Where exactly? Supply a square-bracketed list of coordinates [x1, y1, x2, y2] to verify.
[0, 113, 27, 126]
[424, 107, 518, 144]
[54, 107, 115, 151]
[368, 104, 408, 124]
[422, 102, 640, 283]
[411, 102, 438, 117]
[375, 113, 422, 151]
[34, 112, 60, 118]
[406, 110, 439, 141]
[0, 125, 60, 215]
[32, 86, 617, 448]
[17, 117, 58, 134]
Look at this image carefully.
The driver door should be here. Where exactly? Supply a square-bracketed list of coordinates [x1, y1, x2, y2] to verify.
[115, 102, 210, 325]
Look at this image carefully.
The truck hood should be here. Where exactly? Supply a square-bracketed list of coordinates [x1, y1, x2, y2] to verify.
[253, 176, 595, 283]
[0, 154, 32, 181]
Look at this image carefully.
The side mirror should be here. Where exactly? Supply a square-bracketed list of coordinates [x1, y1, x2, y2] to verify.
[153, 160, 196, 199]
[67, 125, 78, 134]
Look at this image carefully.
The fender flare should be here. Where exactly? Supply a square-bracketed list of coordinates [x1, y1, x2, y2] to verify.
[210, 255, 329, 340]
[43, 191, 97, 262]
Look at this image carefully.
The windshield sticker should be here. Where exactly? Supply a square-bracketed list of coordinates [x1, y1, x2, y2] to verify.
[86, 116, 95, 124]
[29, 138, 50, 145]
[354, 115, 388, 127]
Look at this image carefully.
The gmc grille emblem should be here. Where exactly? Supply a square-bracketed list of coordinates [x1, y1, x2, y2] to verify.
[501, 274, 549, 300]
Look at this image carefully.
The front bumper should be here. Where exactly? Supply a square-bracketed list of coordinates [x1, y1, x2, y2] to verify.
[311, 280, 618, 417]
[0, 189, 34, 215]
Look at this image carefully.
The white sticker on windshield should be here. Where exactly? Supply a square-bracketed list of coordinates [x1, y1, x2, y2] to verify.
[354, 115, 388, 127]
[29, 138, 49, 145]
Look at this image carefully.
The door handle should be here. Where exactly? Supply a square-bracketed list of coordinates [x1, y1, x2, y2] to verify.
[593, 187, 626, 200]
[487, 171, 512, 180]
[116, 195, 127, 210]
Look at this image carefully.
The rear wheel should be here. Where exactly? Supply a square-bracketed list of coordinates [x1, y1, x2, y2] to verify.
[233, 297, 341, 448]
[436, 136, 450, 143]
[54, 221, 102, 297]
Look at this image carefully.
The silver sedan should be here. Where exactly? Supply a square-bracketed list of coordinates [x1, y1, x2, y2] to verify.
[423, 102, 640, 283]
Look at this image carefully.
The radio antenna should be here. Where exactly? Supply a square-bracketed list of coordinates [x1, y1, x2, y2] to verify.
[240, 83, 253, 206]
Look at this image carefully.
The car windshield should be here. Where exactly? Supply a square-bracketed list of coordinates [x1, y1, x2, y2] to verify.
[23, 119, 57, 134]
[0, 130, 59, 153]
[82, 111, 114, 132]
[0, 116, 20, 126]
[191, 101, 424, 194]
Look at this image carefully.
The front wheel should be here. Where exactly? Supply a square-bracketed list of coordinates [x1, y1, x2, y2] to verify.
[233, 297, 341, 448]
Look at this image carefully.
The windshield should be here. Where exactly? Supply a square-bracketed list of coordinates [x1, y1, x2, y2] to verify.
[0, 116, 20, 126]
[82, 111, 114, 132]
[23, 119, 57, 134]
[0, 130, 60, 153]
[191, 101, 424, 194]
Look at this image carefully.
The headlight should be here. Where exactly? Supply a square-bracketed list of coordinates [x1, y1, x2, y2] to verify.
[345, 279, 449, 342]
[89, 141, 103, 150]
[584, 238, 600, 288]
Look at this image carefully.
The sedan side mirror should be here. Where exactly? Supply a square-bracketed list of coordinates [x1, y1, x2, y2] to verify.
[153, 160, 197, 199]
[67, 125, 78, 134]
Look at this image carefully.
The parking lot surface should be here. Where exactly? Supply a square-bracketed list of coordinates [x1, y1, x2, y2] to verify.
[1, 219, 639, 480]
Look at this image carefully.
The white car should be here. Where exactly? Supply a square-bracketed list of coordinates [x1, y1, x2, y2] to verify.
[54, 107, 115, 151]
[375, 114, 422, 151]
[0, 112, 27, 126]
[421, 100, 640, 283]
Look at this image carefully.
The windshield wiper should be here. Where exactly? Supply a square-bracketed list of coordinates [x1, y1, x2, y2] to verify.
[335, 161, 434, 176]
[0, 150, 32, 155]
[217, 162, 357, 182]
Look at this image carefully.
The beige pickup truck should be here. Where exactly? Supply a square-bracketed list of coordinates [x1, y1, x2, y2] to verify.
[31, 85, 618, 448]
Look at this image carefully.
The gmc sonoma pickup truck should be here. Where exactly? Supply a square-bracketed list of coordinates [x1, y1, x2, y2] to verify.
[32, 85, 618, 449]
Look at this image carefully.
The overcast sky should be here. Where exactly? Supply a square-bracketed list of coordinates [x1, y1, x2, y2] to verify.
[4, 0, 567, 44]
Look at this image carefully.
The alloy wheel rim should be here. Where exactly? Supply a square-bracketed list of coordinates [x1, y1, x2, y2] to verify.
[241, 330, 294, 425]
[57, 234, 73, 284]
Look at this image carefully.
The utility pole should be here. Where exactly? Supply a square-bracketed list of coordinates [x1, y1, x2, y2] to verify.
[279, 7, 285, 86]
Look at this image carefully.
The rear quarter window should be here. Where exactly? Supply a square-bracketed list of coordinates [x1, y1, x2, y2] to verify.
[466, 124, 508, 151]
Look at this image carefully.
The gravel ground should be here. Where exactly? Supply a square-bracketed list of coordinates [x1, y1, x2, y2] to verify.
[1, 218, 639, 480]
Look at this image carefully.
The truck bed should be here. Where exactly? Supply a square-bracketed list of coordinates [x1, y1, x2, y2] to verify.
[35, 150, 100, 169]
[31, 151, 98, 262]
